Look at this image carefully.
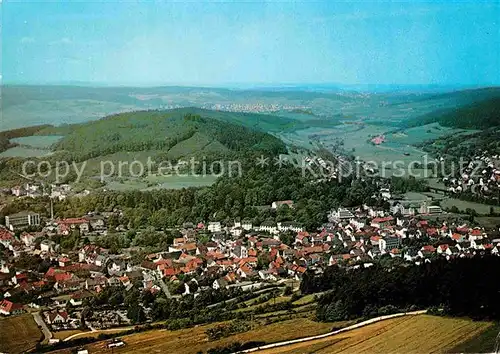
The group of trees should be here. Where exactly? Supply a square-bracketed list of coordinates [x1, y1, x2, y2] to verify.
[205, 320, 251, 341]
[94, 228, 179, 253]
[301, 256, 500, 322]
[389, 176, 428, 193]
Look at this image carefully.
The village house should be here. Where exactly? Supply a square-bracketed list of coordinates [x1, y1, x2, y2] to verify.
[57, 218, 90, 235]
[45, 310, 69, 324]
[0, 299, 24, 315]
[208, 222, 222, 233]
[241, 220, 253, 231]
[371, 216, 394, 229]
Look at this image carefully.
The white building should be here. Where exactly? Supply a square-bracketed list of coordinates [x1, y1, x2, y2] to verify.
[208, 222, 222, 233]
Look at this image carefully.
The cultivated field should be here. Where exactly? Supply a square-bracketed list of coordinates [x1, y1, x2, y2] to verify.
[256, 315, 493, 354]
[440, 198, 500, 215]
[51, 318, 342, 354]
[0, 314, 42, 354]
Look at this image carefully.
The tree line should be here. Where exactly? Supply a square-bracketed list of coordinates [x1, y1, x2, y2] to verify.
[300, 255, 500, 322]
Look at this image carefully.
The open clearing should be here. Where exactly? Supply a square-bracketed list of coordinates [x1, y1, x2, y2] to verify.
[0, 314, 42, 354]
[440, 198, 500, 215]
[10, 135, 64, 148]
[106, 174, 219, 191]
[255, 315, 493, 354]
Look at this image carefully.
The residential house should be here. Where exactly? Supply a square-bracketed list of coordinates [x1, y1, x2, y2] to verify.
[0, 299, 24, 315]
[208, 222, 222, 233]
[45, 310, 68, 324]
[57, 218, 90, 235]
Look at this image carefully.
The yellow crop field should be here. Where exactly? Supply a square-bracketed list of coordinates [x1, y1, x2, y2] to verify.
[257, 315, 494, 354]
[0, 314, 42, 354]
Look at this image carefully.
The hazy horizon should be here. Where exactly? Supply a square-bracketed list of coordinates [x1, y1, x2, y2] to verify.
[3, 1, 499, 87]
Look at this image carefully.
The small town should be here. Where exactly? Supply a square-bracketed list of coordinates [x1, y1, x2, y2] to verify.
[1, 179, 499, 353]
[1, 2, 499, 352]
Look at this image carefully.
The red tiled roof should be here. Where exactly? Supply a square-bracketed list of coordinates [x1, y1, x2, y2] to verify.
[470, 229, 483, 236]
[0, 299, 22, 313]
[0, 228, 14, 241]
[427, 228, 438, 236]
[239, 264, 252, 274]
[372, 216, 394, 223]
[47, 310, 68, 323]
[452, 233, 463, 240]
[54, 272, 73, 282]
[154, 259, 173, 267]
[58, 218, 88, 225]
[296, 266, 306, 273]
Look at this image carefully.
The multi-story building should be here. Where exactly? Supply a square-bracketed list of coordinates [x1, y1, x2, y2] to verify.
[329, 208, 354, 222]
[5, 211, 40, 231]
[379, 236, 401, 253]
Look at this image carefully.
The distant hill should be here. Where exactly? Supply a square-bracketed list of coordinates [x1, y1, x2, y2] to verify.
[42, 108, 287, 161]
[405, 95, 500, 129]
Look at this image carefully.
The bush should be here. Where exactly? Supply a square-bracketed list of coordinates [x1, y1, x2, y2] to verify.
[283, 286, 292, 296]
[205, 320, 251, 341]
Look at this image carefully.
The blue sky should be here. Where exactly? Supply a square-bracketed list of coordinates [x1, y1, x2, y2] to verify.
[2, 1, 499, 86]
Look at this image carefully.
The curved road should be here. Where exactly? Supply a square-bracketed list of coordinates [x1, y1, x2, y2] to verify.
[237, 310, 427, 353]
[32, 311, 52, 343]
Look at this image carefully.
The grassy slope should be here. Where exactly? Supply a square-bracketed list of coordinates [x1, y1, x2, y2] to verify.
[0, 314, 42, 354]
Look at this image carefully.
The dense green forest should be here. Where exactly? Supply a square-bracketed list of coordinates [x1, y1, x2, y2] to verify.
[301, 256, 500, 322]
[41, 110, 287, 162]
[53, 164, 379, 230]
[406, 96, 500, 129]
[2, 162, 387, 231]
[418, 127, 500, 158]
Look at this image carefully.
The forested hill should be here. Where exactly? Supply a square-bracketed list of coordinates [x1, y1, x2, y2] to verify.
[405, 96, 500, 129]
[43, 109, 287, 162]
